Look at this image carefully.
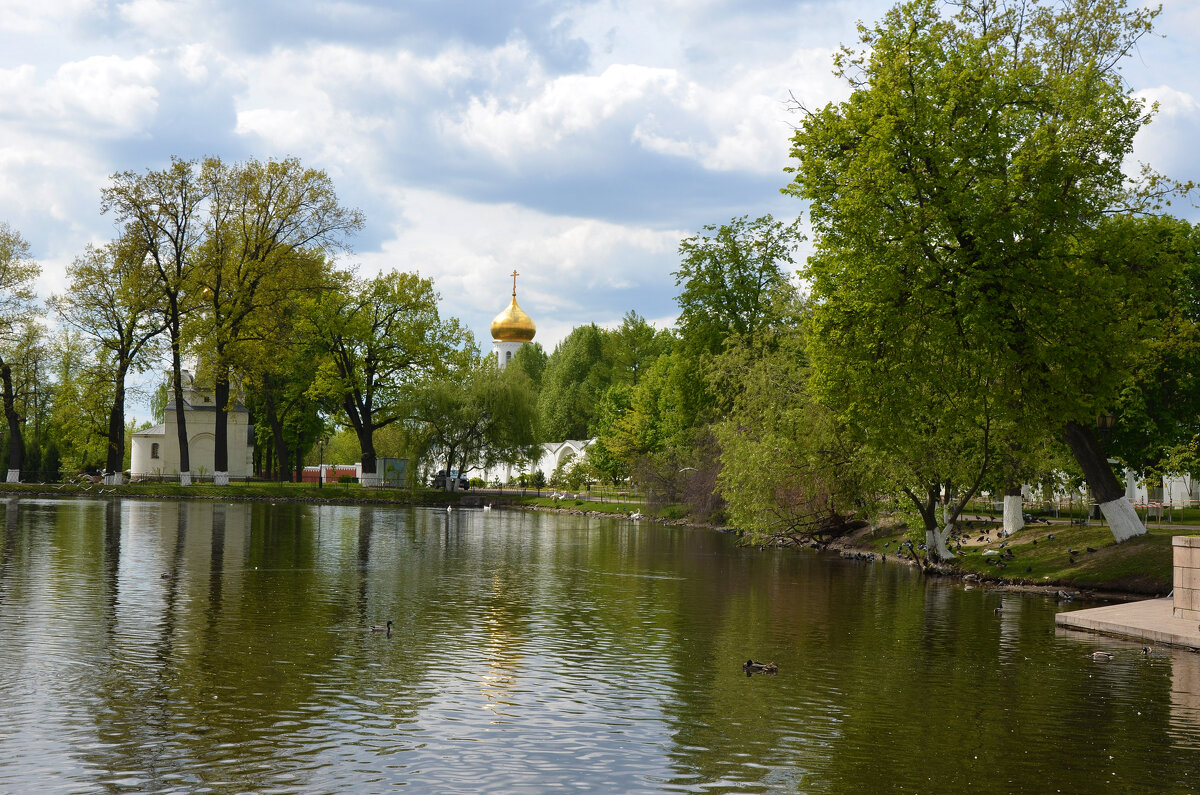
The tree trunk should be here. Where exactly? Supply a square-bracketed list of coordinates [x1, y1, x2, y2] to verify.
[346, 396, 378, 486]
[930, 499, 956, 561]
[170, 330, 191, 485]
[355, 425, 378, 486]
[266, 401, 289, 482]
[907, 485, 957, 564]
[1061, 420, 1145, 542]
[104, 364, 129, 484]
[213, 365, 230, 485]
[0, 361, 22, 483]
[1002, 484, 1024, 536]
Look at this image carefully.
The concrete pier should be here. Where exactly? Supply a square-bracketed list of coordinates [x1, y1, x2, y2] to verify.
[1056, 598, 1200, 650]
[1055, 535, 1200, 650]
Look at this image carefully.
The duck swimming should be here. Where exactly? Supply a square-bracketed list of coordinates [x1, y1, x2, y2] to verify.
[1092, 651, 1114, 661]
[743, 659, 778, 674]
[371, 620, 393, 634]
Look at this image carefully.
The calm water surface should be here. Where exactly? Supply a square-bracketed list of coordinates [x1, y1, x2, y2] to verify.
[0, 498, 1197, 793]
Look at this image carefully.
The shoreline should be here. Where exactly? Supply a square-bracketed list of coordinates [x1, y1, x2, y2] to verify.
[0, 484, 1170, 601]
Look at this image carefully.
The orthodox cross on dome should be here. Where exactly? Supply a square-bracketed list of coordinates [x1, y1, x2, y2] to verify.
[511, 269, 519, 297]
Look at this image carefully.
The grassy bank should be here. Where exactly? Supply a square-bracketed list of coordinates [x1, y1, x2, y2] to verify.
[856, 515, 1183, 595]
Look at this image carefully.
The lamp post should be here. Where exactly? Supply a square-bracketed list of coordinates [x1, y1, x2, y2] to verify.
[318, 435, 329, 489]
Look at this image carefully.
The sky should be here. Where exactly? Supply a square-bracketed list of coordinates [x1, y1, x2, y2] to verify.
[2, 0, 1199, 374]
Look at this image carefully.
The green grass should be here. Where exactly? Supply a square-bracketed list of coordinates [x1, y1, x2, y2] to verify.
[865, 516, 1179, 595]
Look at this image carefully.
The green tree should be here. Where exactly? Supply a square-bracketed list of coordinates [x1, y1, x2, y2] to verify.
[102, 157, 206, 484]
[51, 240, 166, 482]
[586, 385, 633, 486]
[309, 270, 462, 484]
[604, 311, 669, 388]
[713, 290, 875, 544]
[0, 223, 41, 481]
[417, 356, 540, 488]
[537, 324, 610, 441]
[196, 157, 361, 482]
[786, 0, 1176, 547]
[508, 342, 548, 391]
[45, 330, 110, 473]
[1103, 217, 1200, 476]
[674, 214, 803, 359]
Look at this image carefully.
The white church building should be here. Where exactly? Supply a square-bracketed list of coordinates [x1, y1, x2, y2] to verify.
[130, 370, 254, 484]
[479, 439, 596, 486]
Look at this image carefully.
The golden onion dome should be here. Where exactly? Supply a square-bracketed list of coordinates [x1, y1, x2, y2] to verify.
[491, 297, 536, 342]
[491, 271, 536, 342]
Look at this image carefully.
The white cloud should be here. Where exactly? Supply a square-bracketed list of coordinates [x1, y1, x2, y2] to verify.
[0, 56, 160, 137]
[354, 187, 684, 350]
[0, 0, 98, 34]
[48, 55, 160, 134]
[442, 63, 683, 161]
[1138, 85, 1200, 118]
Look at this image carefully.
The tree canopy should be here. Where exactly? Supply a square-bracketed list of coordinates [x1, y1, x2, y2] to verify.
[786, 0, 1176, 547]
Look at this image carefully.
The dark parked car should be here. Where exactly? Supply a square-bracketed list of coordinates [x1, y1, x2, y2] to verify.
[432, 470, 469, 490]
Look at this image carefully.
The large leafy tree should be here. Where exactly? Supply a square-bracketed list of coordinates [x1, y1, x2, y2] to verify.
[51, 240, 166, 482]
[787, 0, 1174, 547]
[673, 214, 803, 426]
[713, 291, 874, 546]
[604, 310, 669, 388]
[235, 286, 330, 482]
[0, 223, 40, 481]
[101, 157, 206, 484]
[197, 157, 361, 482]
[1103, 217, 1200, 476]
[309, 270, 461, 484]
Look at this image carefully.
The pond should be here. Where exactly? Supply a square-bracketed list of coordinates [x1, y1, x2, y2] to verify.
[0, 498, 1197, 793]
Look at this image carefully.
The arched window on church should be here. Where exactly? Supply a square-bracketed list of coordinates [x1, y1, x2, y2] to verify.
[506, 351, 513, 363]
[151, 443, 160, 459]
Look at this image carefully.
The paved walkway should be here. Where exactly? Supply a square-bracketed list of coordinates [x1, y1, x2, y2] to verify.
[1056, 598, 1200, 650]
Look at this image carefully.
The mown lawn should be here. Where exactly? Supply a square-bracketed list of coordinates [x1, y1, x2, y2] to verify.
[865, 516, 1181, 595]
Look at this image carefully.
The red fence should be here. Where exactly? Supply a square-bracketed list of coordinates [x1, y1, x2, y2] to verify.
[298, 465, 359, 483]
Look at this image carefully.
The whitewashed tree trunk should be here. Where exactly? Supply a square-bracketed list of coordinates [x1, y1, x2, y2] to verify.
[927, 501, 958, 561]
[1098, 497, 1147, 542]
[213, 471, 229, 486]
[5, 469, 18, 483]
[360, 472, 381, 488]
[103, 473, 124, 486]
[1002, 495, 1024, 536]
[179, 471, 192, 486]
[925, 526, 957, 561]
